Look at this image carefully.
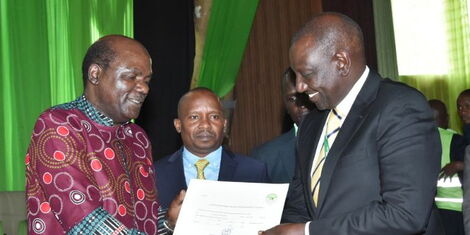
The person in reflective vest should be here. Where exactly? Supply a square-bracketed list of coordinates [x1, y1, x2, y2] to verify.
[429, 99, 467, 235]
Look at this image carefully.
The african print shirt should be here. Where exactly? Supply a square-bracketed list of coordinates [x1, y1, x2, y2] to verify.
[25, 96, 159, 234]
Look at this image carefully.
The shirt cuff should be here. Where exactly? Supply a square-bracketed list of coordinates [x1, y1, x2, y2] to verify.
[157, 206, 171, 234]
[68, 207, 144, 234]
[304, 221, 310, 235]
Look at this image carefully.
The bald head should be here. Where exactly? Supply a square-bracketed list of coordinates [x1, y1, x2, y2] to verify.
[428, 99, 448, 129]
[292, 12, 365, 63]
[82, 35, 149, 85]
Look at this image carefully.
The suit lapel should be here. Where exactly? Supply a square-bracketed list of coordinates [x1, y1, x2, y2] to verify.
[297, 109, 329, 216]
[316, 70, 381, 212]
[218, 148, 238, 181]
[298, 110, 328, 173]
[168, 148, 189, 189]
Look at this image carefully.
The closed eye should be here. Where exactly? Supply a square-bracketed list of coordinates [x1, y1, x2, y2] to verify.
[300, 69, 316, 79]
[121, 73, 137, 81]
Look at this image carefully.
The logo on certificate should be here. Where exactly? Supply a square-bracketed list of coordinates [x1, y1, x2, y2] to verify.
[265, 193, 278, 204]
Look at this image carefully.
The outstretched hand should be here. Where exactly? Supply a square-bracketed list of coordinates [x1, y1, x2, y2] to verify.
[439, 161, 464, 180]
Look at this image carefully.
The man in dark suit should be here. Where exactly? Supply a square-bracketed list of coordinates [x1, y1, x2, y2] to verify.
[261, 12, 442, 234]
[155, 87, 269, 232]
[463, 146, 470, 234]
[251, 67, 314, 183]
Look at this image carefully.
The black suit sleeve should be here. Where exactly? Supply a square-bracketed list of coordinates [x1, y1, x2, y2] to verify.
[464, 146, 470, 234]
[463, 123, 470, 144]
[451, 133, 467, 162]
[281, 162, 311, 223]
[450, 134, 466, 183]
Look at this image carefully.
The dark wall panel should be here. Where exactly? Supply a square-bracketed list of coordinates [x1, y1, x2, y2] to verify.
[230, 0, 322, 155]
[322, 0, 378, 71]
[134, 1, 195, 160]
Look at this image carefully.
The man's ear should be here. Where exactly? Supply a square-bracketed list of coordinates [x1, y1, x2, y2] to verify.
[88, 64, 102, 85]
[334, 51, 351, 77]
[174, 118, 182, 133]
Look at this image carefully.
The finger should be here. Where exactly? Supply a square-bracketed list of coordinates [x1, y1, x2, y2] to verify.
[439, 172, 445, 179]
[179, 189, 186, 197]
[175, 190, 184, 202]
[177, 190, 186, 203]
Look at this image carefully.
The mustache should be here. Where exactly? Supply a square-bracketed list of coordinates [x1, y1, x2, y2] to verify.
[129, 94, 147, 103]
[194, 129, 215, 138]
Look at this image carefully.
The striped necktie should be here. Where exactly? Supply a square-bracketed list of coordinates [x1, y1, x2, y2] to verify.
[195, 159, 210, 179]
[311, 109, 342, 206]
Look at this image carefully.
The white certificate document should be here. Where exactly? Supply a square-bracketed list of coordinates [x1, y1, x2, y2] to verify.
[174, 179, 289, 235]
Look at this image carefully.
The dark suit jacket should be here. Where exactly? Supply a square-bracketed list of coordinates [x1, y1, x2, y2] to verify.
[250, 128, 296, 183]
[464, 124, 470, 145]
[449, 133, 466, 183]
[463, 145, 470, 234]
[283, 70, 443, 234]
[155, 147, 270, 208]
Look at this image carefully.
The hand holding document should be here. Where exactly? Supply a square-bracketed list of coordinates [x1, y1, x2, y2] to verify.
[174, 180, 289, 235]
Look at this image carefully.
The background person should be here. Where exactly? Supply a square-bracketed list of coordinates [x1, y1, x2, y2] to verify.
[251, 67, 314, 183]
[155, 87, 269, 232]
[429, 99, 465, 235]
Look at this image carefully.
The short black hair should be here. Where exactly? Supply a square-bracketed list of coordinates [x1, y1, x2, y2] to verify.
[81, 39, 116, 86]
[459, 89, 470, 98]
[177, 87, 223, 117]
[281, 67, 296, 93]
[291, 12, 364, 57]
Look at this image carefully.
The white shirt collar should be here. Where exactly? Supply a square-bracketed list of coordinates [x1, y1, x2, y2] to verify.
[335, 66, 369, 117]
[182, 146, 222, 168]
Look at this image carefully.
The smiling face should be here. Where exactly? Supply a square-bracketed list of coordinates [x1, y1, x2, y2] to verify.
[457, 93, 470, 124]
[290, 36, 348, 110]
[174, 89, 227, 157]
[87, 37, 152, 124]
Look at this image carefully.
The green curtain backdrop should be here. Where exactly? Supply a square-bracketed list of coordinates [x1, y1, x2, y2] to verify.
[0, 0, 133, 191]
[196, 0, 260, 97]
[399, 0, 470, 131]
[445, 0, 470, 130]
[373, 0, 399, 80]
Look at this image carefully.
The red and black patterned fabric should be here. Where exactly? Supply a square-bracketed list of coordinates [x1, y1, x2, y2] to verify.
[26, 96, 159, 234]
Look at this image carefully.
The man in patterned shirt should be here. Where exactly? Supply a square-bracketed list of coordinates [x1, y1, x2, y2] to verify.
[25, 35, 160, 234]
